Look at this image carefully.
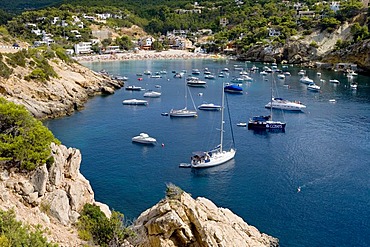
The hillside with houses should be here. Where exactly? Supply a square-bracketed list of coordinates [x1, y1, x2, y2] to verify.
[0, 0, 369, 72]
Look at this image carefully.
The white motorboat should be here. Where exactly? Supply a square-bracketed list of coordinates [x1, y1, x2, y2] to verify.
[125, 85, 142, 91]
[190, 83, 236, 168]
[329, 79, 340, 84]
[277, 74, 285, 79]
[237, 122, 247, 127]
[350, 82, 358, 89]
[299, 76, 314, 84]
[198, 103, 222, 111]
[186, 77, 207, 87]
[204, 74, 216, 80]
[265, 97, 306, 111]
[307, 83, 321, 92]
[132, 133, 156, 144]
[143, 90, 161, 98]
[191, 69, 201, 75]
[122, 99, 148, 105]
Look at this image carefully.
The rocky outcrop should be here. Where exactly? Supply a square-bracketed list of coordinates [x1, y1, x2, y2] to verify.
[322, 39, 370, 72]
[130, 189, 279, 247]
[0, 143, 111, 245]
[237, 22, 358, 69]
[0, 56, 123, 119]
[239, 40, 317, 65]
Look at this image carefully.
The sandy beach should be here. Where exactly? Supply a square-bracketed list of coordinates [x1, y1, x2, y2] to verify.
[73, 49, 226, 62]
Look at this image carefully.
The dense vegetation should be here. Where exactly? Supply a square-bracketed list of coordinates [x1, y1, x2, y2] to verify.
[0, 46, 70, 82]
[0, 209, 57, 246]
[0, 98, 59, 170]
[77, 204, 134, 246]
[2, 0, 368, 55]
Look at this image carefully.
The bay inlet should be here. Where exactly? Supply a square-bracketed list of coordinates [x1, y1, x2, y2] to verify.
[43, 59, 370, 247]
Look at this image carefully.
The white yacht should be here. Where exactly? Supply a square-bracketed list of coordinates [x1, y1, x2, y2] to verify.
[307, 83, 321, 92]
[197, 103, 222, 111]
[186, 77, 207, 87]
[265, 98, 306, 111]
[122, 99, 148, 105]
[132, 133, 156, 144]
[143, 90, 161, 98]
[299, 76, 314, 84]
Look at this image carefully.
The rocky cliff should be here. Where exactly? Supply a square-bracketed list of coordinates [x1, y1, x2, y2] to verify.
[130, 187, 279, 247]
[237, 21, 362, 70]
[0, 55, 123, 119]
[0, 143, 111, 246]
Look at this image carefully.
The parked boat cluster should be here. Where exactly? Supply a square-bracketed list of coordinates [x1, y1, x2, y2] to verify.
[101, 62, 360, 162]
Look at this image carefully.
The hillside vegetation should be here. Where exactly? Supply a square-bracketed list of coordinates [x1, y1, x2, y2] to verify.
[1, 0, 368, 59]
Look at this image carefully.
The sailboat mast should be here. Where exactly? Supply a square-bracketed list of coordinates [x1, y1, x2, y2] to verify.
[220, 83, 225, 152]
[270, 73, 273, 120]
[183, 76, 189, 109]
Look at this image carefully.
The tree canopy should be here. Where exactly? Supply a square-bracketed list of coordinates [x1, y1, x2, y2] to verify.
[0, 98, 60, 170]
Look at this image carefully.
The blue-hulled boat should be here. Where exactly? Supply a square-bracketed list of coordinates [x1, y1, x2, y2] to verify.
[224, 84, 243, 94]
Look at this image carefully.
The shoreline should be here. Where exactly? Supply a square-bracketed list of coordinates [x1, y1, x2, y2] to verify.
[73, 49, 227, 62]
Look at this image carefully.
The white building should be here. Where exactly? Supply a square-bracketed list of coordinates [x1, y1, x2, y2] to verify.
[330, 2, 340, 12]
[268, 28, 281, 37]
[74, 42, 92, 54]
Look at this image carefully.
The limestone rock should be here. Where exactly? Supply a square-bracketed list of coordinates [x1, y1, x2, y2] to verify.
[0, 57, 123, 120]
[31, 164, 48, 196]
[94, 201, 112, 219]
[131, 191, 279, 247]
[19, 180, 34, 196]
[101, 86, 115, 94]
[44, 189, 70, 226]
[67, 176, 94, 212]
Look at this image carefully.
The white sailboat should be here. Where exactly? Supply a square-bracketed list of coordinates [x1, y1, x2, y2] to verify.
[190, 84, 236, 168]
[170, 79, 197, 117]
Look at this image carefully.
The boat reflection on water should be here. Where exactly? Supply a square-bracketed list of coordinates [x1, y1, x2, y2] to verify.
[251, 128, 285, 136]
[191, 159, 235, 177]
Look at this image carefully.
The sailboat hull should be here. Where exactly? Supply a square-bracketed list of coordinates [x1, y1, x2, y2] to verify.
[248, 118, 286, 131]
[169, 108, 197, 117]
[191, 149, 236, 168]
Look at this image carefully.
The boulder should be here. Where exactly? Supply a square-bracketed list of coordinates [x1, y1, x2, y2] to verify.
[44, 189, 70, 226]
[131, 190, 279, 247]
[19, 180, 34, 196]
[31, 164, 48, 196]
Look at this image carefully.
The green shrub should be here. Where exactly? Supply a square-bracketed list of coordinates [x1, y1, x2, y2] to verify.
[77, 204, 134, 247]
[0, 98, 60, 170]
[166, 183, 183, 200]
[6, 49, 28, 68]
[310, 41, 319, 48]
[0, 54, 13, 79]
[55, 48, 72, 63]
[0, 209, 57, 246]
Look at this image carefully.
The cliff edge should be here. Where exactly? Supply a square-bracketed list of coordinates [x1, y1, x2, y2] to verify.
[0, 54, 123, 119]
[0, 143, 111, 246]
[130, 186, 279, 247]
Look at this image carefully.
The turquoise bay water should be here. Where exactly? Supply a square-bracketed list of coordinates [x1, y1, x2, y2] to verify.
[44, 59, 370, 247]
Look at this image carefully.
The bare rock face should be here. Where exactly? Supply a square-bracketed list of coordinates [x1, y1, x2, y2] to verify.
[131, 191, 279, 247]
[0, 143, 111, 246]
[0, 57, 122, 120]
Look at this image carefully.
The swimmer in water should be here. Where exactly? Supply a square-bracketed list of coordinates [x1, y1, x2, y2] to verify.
[297, 186, 301, 193]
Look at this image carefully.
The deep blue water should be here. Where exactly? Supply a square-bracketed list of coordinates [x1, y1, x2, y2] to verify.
[43, 59, 370, 247]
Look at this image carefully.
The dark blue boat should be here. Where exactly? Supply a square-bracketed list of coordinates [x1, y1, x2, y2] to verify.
[224, 84, 243, 94]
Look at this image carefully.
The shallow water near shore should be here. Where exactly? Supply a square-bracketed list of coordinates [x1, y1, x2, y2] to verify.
[44, 59, 370, 247]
